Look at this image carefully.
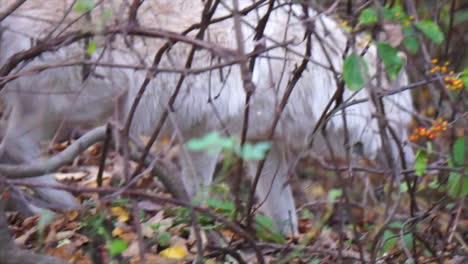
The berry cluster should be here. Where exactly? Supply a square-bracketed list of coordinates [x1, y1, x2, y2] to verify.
[410, 118, 448, 141]
[334, 17, 352, 32]
[429, 59, 464, 91]
[429, 59, 450, 74]
[443, 76, 464, 91]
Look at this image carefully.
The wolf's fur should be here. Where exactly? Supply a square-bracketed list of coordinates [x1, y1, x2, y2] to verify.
[0, 0, 414, 232]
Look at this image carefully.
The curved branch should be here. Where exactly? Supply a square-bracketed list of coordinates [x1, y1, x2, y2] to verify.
[0, 126, 106, 178]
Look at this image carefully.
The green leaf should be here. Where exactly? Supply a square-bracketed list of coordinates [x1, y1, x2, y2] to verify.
[382, 7, 394, 20]
[359, 8, 378, 25]
[157, 232, 171, 247]
[109, 239, 128, 256]
[207, 197, 235, 213]
[414, 150, 428, 177]
[453, 137, 466, 167]
[460, 68, 468, 91]
[426, 141, 434, 154]
[343, 53, 368, 91]
[376, 42, 403, 78]
[328, 188, 343, 201]
[382, 230, 397, 252]
[186, 131, 237, 155]
[428, 177, 439, 189]
[382, 6, 406, 21]
[186, 132, 220, 151]
[402, 27, 419, 54]
[448, 172, 468, 197]
[381, 221, 412, 254]
[388, 221, 404, 228]
[447, 157, 468, 197]
[186, 131, 218, 150]
[445, 203, 455, 209]
[187, 132, 271, 161]
[86, 39, 97, 56]
[37, 209, 55, 236]
[300, 209, 314, 219]
[211, 183, 231, 196]
[111, 198, 131, 206]
[219, 137, 237, 150]
[74, 0, 95, 13]
[400, 182, 409, 192]
[415, 20, 444, 44]
[97, 226, 106, 236]
[255, 215, 286, 243]
[240, 141, 271, 160]
[454, 9, 468, 25]
[403, 233, 414, 249]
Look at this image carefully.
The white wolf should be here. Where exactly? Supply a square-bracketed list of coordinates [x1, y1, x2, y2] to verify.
[0, 0, 414, 232]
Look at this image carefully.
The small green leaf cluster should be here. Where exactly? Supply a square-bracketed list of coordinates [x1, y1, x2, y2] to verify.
[73, 0, 95, 13]
[359, 6, 444, 50]
[145, 222, 171, 247]
[410, 137, 467, 198]
[186, 131, 271, 161]
[79, 212, 129, 260]
[343, 5, 445, 91]
[255, 215, 286, 243]
[447, 137, 467, 197]
[381, 221, 415, 254]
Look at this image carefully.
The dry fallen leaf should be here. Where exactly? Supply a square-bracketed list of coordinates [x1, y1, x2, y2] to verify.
[55, 230, 75, 241]
[15, 226, 37, 246]
[64, 210, 80, 222]
[21, 215, 39, 229]
[146, 211, 174, 234]
[51, 141, 72, 152]
[131, 254, 180, 264]
[122, 241, 139, 258]
[159, 247, 187, 260]
[112, 226, 125, 237]
[71, 233, 90, 248]
[138, 200, 163, 212]
[53, 171, 88, 181]
[110, 206, 130, 222]
[86, 144, 101, 156]
[112, 224, 137, 242]
[141, 223, 155, 238]
[46, 244, 93, 264]
[79, 167, 112, 187]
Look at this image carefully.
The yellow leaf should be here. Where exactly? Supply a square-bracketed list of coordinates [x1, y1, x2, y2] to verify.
[110, 206, 130, 222]
[112, 226, 124, 237]
[112, 225, 137, 242]
[65, 210, 79, 221]
[159, 247, 187, 259]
